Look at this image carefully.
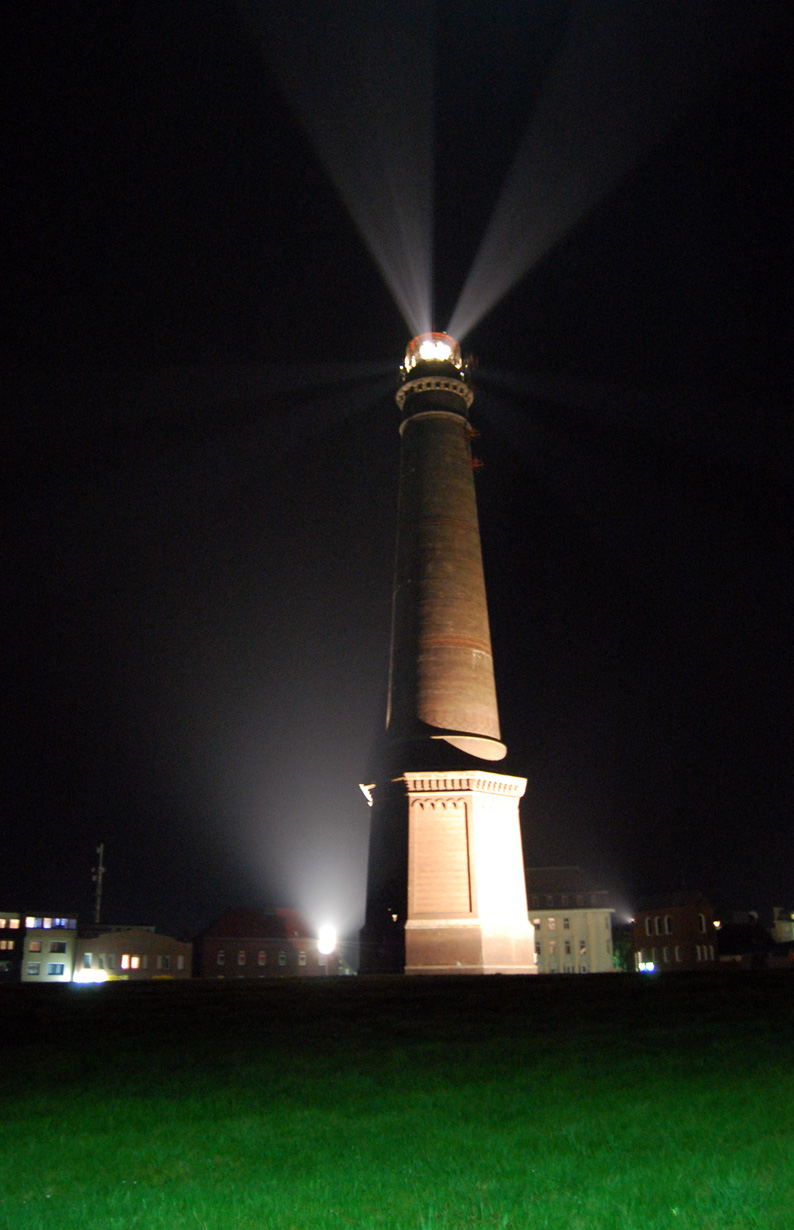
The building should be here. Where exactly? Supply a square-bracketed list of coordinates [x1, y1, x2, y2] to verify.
[196, 908, 352, 978]
[0, 913, 23, 981]
[361, 333, 534, 975]
[74, 925, 191, 981]
[526, 867, 615, 974]
[771, 908, 794, 943]
[632, 891, 718, 972]
[20, 914, 78, 982]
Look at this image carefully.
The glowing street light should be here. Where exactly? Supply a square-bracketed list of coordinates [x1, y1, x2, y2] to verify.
[318, 923, 337, 956]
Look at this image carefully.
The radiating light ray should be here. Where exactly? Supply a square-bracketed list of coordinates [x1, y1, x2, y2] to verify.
[448, 1, 753, 342]
[242, 0, 434, 336]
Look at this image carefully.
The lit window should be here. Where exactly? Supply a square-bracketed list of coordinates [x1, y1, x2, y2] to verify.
[10, 918, 20, 929]
[258, 951, 266, 966]
[130, 956, 140, 970]
[47, 963, 64, 976]
[237, 950, 246, 966]
[548, 918, 556, 931]
[43, 918, 52, 930]
[29, 940, 42, 953]
[26, 917, 40, 929]
[84, 954, 92, 969]
[50, 941, 67, 953]
[217, 951, 225, 966]
[121, 954, 130, 970]
[27, 962, 41, 976]
[278, 951, 287, 966]
[0, 918, 5, 928]
[579, 940, 587, 954]
[298, 951, 307, 966]
[563, 918, 570, 930]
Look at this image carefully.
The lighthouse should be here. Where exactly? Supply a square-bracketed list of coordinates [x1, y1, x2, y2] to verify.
[361, 333, 535, 974]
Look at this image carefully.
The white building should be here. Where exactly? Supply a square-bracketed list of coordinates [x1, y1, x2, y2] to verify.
[526, 867, 615, 974]
[21, 915, 78, 982]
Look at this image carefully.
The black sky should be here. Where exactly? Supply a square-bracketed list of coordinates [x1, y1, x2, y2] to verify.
[4, 1, 792, 936]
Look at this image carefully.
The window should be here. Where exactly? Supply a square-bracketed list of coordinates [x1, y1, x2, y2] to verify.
[258, 950, 266, 966]
[655, 916, 662, 935]
[698, 913, 707, 933]
[98, 956, 105, 970]
[564, 941, 571, 955]
[50, 941, 67, 953]
[84, 953, 92, 969]
[130, 956, 140, 970]
[675, 946, 681, 962]
[27, 962, 41, 976]
[664, 916, 672, 935]
[548, 918, 556, 931]
[651, 947, 657, 962]
[29, 941, 42, 953]
[107, 955, 115, 970]
[47, 963, 65, 976]
[43, 918, 52, 929]
[563, 918, 570, 930]
[663, 947, 669, 963]
[121, 954, 130, 970]
[142, 955, 148, 970]
[549, 940, 556, 956]
[579, 940, 587, 954]
[26, 917, 41, 929]
[163, 955, 171, 972]
[177, 955, 184, 971]
[217, 951, 225, 966]
[695, 945, 701, 961]
[534, 943, 541, 956]
[531, 919, 540, 932]
[298, 951, 307, 966]
[645, 918, 653, 936]
[580, 963, 588, 974]
[0, 918, 5, 928]
[237, 950, 246, 966]
[278, 951, 287, 966]
[10, 918, 20, 930]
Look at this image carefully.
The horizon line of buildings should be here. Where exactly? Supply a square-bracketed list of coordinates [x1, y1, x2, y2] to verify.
[3, 869, 793, 984]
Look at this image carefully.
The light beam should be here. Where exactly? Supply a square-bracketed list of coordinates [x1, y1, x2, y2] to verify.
[243, 0, 434, 337]
[448, 0, 753, 343]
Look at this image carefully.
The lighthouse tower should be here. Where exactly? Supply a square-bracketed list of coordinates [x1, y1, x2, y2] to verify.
[362, 334, 535, 974]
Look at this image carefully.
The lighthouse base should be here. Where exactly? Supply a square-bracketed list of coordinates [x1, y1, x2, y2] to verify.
[402, 770, 535, 975]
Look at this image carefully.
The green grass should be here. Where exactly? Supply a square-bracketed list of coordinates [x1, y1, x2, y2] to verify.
[1, 972, 793, 1228]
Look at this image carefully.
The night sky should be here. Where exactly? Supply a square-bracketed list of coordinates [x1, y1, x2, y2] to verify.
[5, 1, 792, 938]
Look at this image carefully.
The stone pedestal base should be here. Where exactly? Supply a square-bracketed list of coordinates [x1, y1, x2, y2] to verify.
[402, 770, 535, 975]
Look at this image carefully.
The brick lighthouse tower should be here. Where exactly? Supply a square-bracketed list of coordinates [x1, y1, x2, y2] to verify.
[361, 333, 535, 974]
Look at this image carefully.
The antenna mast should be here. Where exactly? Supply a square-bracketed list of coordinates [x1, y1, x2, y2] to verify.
[92, 843, 106, 925]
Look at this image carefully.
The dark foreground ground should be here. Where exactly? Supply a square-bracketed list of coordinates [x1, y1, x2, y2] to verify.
[2, 971, 793, 1229]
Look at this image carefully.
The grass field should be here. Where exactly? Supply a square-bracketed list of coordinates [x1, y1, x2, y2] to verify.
[1, 971, 793, 1229]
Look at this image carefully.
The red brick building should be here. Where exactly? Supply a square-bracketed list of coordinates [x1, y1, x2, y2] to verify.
[633, 891, 718, 972]
[196, 908, 348, 978]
